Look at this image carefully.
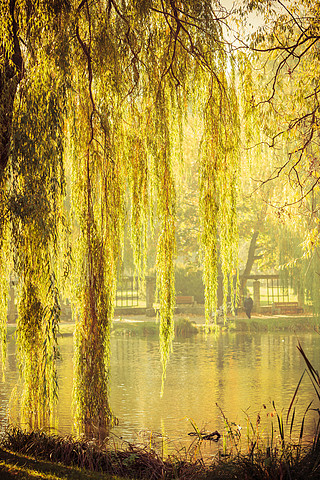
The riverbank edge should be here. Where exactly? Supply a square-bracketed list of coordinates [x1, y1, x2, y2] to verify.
[228, 314, 320, 333]
[76, 315, 320, 336]
[6, 314, 320, 338]
[0, 445, 122, 480]
[1, 427, 320, 480]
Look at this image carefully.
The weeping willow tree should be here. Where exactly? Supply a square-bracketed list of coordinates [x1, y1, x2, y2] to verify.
[236, 0, 320, 313]
[0, 0, 240, 434]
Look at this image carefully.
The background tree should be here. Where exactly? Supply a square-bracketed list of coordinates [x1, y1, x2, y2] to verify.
[238, 0, 320, 310]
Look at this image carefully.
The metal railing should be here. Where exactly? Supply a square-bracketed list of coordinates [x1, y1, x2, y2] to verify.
[116, 276, 139, 307]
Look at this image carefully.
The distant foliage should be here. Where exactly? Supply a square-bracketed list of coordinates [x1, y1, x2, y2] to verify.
[175, 266, 205, 304]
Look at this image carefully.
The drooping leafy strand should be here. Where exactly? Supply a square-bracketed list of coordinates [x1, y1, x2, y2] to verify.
[10, 60, 65, 426]
[199, 72, 239, 324]
[152, 88, 177, 390]
[71, 131, 118, 435]
[217, 75, 240, 319]
[127, 124, 149, 286]
[0, 194, 11, 377]
[70, 8, 126, 433]
[199, 104, 219, 324]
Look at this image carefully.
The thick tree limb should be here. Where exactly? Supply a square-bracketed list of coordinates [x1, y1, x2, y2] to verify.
[0, 0, 23, 174]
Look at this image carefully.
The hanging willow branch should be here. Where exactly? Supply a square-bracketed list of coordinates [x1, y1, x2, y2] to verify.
[199, 70, 239, 324]
[153, 88, 176, 391]
[10, 62, 65, 427]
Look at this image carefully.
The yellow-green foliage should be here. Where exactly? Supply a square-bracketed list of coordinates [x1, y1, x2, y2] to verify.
[8, 27, 66, 425]
[0, 0, 240, 433]
[0, 190, 11, 377]
[199, 73, 239, 324]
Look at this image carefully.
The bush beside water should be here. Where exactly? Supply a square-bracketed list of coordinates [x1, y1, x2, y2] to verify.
[233, 316, 320, 333]
[175, 265, 205, 304]
[112, 317, 198, 337]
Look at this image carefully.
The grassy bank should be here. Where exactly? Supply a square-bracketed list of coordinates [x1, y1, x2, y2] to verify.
[232, 315, 320, 333]
[7, 315, 319, 339]
[57, 315, 320, 336]
[111, 315, 320, 336]
[7, 318, 199, 338]
[0, 446, 121, 480]
[1, 426, 320, 479]
[112, 317, 198, 337]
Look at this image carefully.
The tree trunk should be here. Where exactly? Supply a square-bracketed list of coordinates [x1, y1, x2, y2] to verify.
[240, 199, 270, 300]
[240, 230, 260, 297]
[0, 0, 23, 177]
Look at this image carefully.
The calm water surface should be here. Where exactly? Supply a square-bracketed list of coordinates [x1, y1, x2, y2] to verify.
[1, 328, 319, 451]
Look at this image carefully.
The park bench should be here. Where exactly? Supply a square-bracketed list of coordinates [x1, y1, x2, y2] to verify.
[176, 295, 195, 306]
[273, 302, 303, 315]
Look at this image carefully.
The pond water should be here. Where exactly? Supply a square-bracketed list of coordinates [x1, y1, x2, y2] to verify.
[1, 327, 319, 455]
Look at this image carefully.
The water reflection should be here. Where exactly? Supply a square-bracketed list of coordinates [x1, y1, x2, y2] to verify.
[0, 330, 319, 451]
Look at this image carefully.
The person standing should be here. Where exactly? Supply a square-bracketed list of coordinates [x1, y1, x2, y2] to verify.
[244, 293, 253, 319]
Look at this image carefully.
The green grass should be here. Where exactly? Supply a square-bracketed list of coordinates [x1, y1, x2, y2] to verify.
[232, 315, 320, 333]
[58, 324, 75, 336]
[112, 317, 198, 337]
[8, 316, 320, 340]
[0, 446, 126, 480]
[112, 320, 158, 336]
[6, 325, 16, 337]
[0, 427, 203, 480]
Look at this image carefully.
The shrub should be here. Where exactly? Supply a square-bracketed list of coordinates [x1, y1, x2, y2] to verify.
[175, 266, 205, 304]
[174, 318, 198, 337]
